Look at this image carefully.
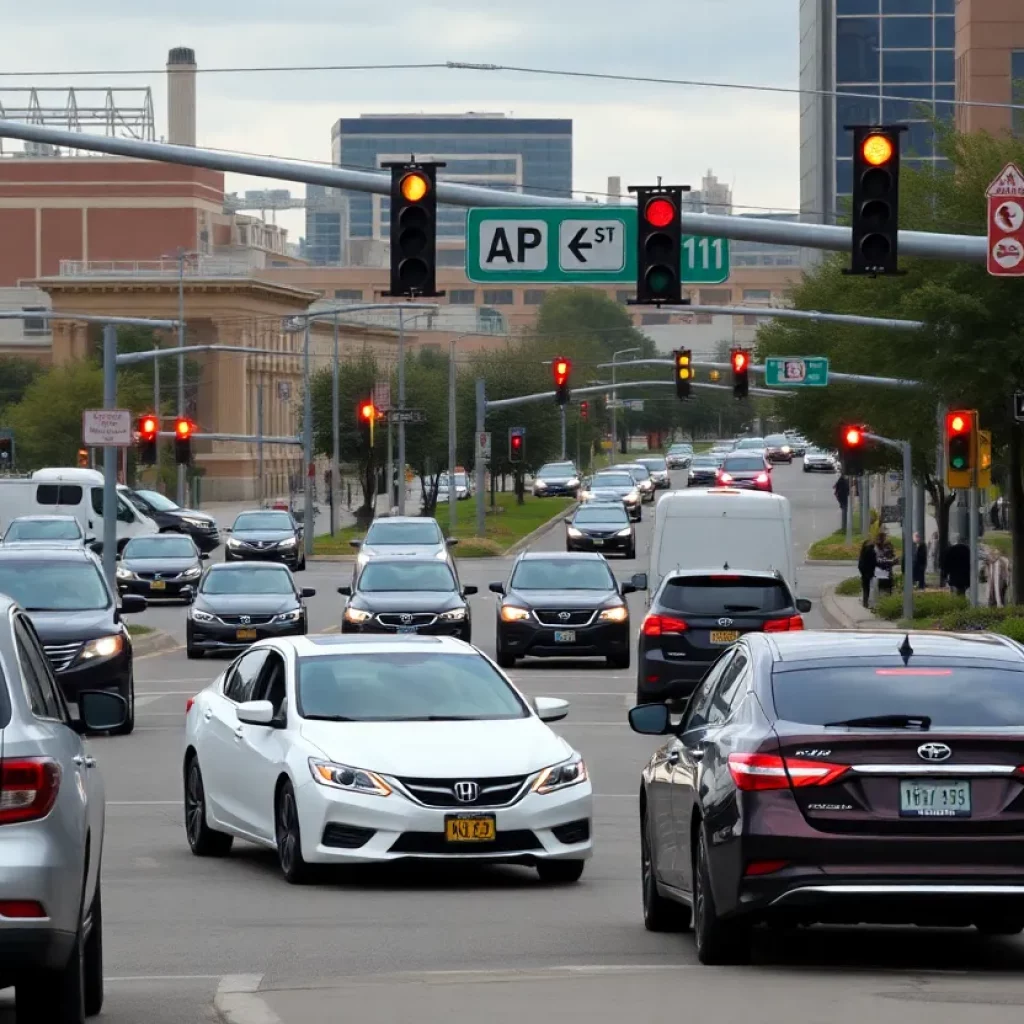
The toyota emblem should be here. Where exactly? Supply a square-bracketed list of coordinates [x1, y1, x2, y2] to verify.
[717, 617, 734, 627]
[558, 611, 572, 621]
[917, 742, 952, 762]
[239, 615, 251, 625]
[454, 781, 479, 803]
[400, 614, 414, 624]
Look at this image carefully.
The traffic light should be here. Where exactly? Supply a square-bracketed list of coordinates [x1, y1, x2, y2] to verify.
[945, 410, 976, 489]
[77, 448, 89, 468]
[979, 429, 993, 489]
[138, 414, 159, 465]
[358, 400, 378, 447]
[384, 160, 445, 298]
[173, 417, 194, 466]
[579, 400, 588, 422]
[848, 126, 903, 276]
[0, 434, 12, 469]
[730, 349, 750, 399]
[553, 357, 571, 405]
[509, 427, 525, 463]
[839, 424, 867, 475]
[709, 369, 721, 383]
[674, 349, 692, 400]
[631, 185, 684, 306]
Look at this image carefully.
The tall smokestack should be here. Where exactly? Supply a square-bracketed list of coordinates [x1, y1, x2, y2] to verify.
[167, 47, 197, 146]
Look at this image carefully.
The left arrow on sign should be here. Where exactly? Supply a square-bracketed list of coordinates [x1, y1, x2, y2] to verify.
[567, 227, 592, 263]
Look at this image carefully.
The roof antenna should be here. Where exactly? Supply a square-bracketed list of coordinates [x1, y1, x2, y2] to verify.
[722, 561, 730, 570]
[898, 634, 914, 665]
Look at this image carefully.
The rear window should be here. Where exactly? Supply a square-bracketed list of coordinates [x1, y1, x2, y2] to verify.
[659, 576, 791, 615]
[723, 456, 766, 472]
[772, 666, 1024, 727]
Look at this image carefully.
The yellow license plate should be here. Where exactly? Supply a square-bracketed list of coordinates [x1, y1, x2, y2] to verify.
[150, 580, 166, 590]
[445, 815, 496, 842]
[236, 628, 257, 640]
[709, 630, 739, 644]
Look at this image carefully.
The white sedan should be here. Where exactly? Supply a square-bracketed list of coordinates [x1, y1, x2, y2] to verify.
[182, 635, 592, 884]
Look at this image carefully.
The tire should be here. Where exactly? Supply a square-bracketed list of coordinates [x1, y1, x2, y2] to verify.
[184, 757, 233, 857]
[186, 644, 204, 660]
[536, 859, 585, 884]
[16, 924, 85, 1024]
[275, 780, 313, 884]
[976, 917, 1024, 936]
[496, 649, 516, 669]
[626, 544, 636, 560]
[607, 650, 630, 670]
[693, 827, 750, 965]
[83, 881, 103, 1017]
[641, 810, 691, 932]
[110, 677, 134, 736]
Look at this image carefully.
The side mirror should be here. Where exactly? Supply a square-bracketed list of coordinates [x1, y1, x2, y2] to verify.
[534, 696, 569, 723]
[114, 549, 122, 561]
[796, 598, 813, 613]
[463, 585, 479, 596]
[224, 527, 232, 534]
[180, 586, 195, 603]
[120, 594, 147, 614]
[631, 572, 648, 590]
[564, 517, 574, 525]
[628, 703, 673, 736]
[301, 587, 316, 598]
[236, 700, 275, 726]
[337, 585, 352, 596]
[84, 536, 95, 546]
[621, 583, 636, 595]
[349, 539, 362, 549]
[489, 582, 505, 595]
[74, 690, 128, 734]
[200, 552, 209, 561]
[446, 537, 459, 547]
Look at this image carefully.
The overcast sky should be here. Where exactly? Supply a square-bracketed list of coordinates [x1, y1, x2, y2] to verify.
[2, 0, 799, 242]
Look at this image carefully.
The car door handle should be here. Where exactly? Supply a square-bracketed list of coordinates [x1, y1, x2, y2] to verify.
[234, 726, 244, 739]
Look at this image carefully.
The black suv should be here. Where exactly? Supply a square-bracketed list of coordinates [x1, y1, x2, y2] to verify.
[637, 569, 810, 705]
[122, 487, 220, 552]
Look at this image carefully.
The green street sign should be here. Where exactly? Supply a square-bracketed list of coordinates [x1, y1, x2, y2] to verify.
[764, 357, 829, 387]
[465, 207, 729, 285]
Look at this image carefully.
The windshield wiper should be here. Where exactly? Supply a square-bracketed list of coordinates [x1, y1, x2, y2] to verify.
[398, 715, 479, 721]
[824, 714, 931, 730]
[302, 714, 356, 722]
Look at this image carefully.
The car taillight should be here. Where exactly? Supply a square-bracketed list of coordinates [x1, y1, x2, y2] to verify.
[641, 614, 689, 637]
[718, 472, 733, 483]
[186, 697, 195, 715]
[0, 758, 61, 825]
[0, 900, 46, 918]
[763, 615, 804, 632]
[727, 752, 848, 791]
[755, 473, 769, 485]
[744, 860, 789, 877]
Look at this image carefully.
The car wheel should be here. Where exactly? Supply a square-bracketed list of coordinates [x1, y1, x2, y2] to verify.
[536, 859, 585, 884]
[186, 644, 204, 660]
[495, 649, 516, 669]
[641, 810, 691, 932]
[111, 677, 134, 736]
[275, 780, 313, 884]
[83, 880, 103, 1017]
[975, 917, 1024, 935]
[184, 756, 233, 857]
[693, 827, 750, 965]
[607, 651, 630, 670]
[626, 544, 636, 559]
[15, 911, 85, 1024]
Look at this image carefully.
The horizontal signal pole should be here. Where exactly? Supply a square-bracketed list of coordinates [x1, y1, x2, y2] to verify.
[0, 310, 179, 329]
[154, 431, 302, 445]
[485, 379, 784, 410]
[663, 304, 925, 332]
[0, 117, 987, 264]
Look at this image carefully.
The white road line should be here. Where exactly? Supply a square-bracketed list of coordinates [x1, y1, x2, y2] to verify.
[106, 973, 224, 983]
[134, 695, 170, 709]
[215, 974, 283, 1024]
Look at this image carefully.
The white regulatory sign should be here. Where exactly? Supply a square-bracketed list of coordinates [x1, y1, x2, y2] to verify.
[477, 220, 548, 272]
[82, 409, 133, 447]
[477, 431, 492, 462]
[558, 220, 625, 272]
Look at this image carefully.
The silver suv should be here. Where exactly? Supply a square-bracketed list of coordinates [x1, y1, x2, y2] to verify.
[0, 594, 126, 1022]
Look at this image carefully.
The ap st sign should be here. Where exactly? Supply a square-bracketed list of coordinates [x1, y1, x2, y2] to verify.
[466, 207, 729, 285]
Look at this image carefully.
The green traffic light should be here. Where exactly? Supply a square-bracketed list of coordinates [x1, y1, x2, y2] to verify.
[646, 266, 673, 294]
[951, 456, 966, 470]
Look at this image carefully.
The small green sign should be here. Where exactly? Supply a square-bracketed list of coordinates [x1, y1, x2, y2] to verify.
[763, 357, 829, 388]
[465, 207, 729, 285]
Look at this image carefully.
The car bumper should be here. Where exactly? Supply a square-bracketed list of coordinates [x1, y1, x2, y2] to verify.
[340, 620, 470, 642]
[499, 619, 630, 660]
[533, 485, 578, 497]
[224, 546, 300, 567]
[566, 534, 632, 554]
[118, 576, 199, 599]
[187, 619, 305, 651]
[294, 775, 594, 865]
[765, 452, 792, 463]
[638, 650, 713, 701]
[649, 476, 671, 489]
[51, 651, 132, 704]
[717, 479, 772, 492]
[687, 473, 718, 487]
[804, 462, 835, 472]
[182, 526, 221, 552]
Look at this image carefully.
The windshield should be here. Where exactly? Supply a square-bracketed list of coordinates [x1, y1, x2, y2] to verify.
[233, 512, 293, 532]
[591, 473, 633, 488]
[358, 562, 456, 592]
[723, 456, 767, 472]
[538, 464, 576, 479]
[735, 438, 765, 449]
[574, 505, 628, 525]
[691, 456, 719, 468]
[772, 666, 1024, 728]
[364, 521, 442, 546]
[296, 652, 528, 722]
[511, 558, 614, 591]
[624, 465, 651, 480]
[201, 567, 294, 595]
[132, 489, 179, 512]
[124, 536, 197, 559]
[0, 561, 109, 610]
[638, 458, 667, 471]
[4, 519, 81, 542]
[764, 435, 789, 446]
[660, 576, 791, 614]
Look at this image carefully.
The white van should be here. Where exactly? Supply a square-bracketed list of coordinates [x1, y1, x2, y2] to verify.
[649, 488, 799, 601]
[0, 468, 158, 551]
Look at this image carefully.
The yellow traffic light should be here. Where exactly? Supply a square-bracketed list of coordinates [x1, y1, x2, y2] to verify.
[400, 172, 429, 202]
[861, 133, 894, 167]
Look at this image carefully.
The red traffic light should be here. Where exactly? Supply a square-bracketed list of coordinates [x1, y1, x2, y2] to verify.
[644, 197, 676, 229]
[731, 350, 748, 373]
[553, 358, 571, 387]
[843, 427, 863, 447]
[511, 434, 522, 450]
[359, 401, 376, 422]
[174, 417, 193, 440]
[949, 413, 968, 434]
[139, 415, 158, 438]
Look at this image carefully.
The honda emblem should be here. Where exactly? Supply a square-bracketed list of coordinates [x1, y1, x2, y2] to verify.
[454, 781, 479, 803]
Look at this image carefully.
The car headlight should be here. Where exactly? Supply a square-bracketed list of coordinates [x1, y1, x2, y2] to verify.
[440, 607, 467, 621]
[357, 551, 370, 565]
[272, 609, 303, 624]
[782, 446, 791, 454]
[182, 566, 202, 578]
[534, 480, 547, 489]
[627, 490, 640, 503]
[567, 478, 580, 488]
[190, 608, 217, 622]
[80, 634, 124, 660]
[181, 516, 209, 528]
[599, 605, 629, 623]
[344, 606, 372, 623]
[308, 758, 392, 797]
[278, 537, 297, 548]
[115, 566, 134, 580]
[616, 527, 632, 537]
[435, 549, 449, 560]
[500, 605, 531, 623]
[227, 537, 242, 548]
[532, 754, 588, 795]
[567, 527, 583, 538]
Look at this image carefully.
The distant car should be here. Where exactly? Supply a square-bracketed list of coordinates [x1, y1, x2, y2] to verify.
[350, 517, 456, 572]
[803, 447, 837, 473]
[763, 434, 794, 464]
[581, 472, 642, 521]
[636, 457, 670, 489]
[532, 462, 581, 499]
[687, 455, 721, 487]
[733, 437, 766, 452]
[226, 510, 305, 571]
[2, 514, 89, 548]
[117, 533, 205, 602]
[620, 463, 656, 503]
[565, 502, 636, 558]
[716, 453, 773, 492]
[783, 431, 809, 456]
[121, 487, 220, 552]
[665, 445, 693, 470]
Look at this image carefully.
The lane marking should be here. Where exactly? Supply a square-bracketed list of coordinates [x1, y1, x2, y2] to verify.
[215, 974, 283, 1024]
[106, 973, 224, 983]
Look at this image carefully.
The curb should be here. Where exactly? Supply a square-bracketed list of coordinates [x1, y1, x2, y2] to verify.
[806, 557, 857, 567]
[819, 585, 859, 629]
[130, 628, 179, 656]
[504, 502, 579, 557]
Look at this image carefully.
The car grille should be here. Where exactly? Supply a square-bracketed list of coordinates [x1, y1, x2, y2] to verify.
[396, 774, 530, 809]
[136, 571, 185, 581]
[580, 530, 620, 540]
[218, 614, 275, 626]
[43, 642, 82, 673]
[376, 612, 437, 628]
[534, 609, 597, 627]
[321, 823, 376, 849]
[389, 830, 542, 855]
[242, 540, 280, 550]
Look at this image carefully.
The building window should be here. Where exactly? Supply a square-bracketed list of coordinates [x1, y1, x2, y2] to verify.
[449, 290, 476, 305]
[615, 290, 633, 304]
[1014, 52, 1024, 137]
[881, 16, 932, 50]
[836, 18, 881, 84]
[641, 313, 670, 326]
[436, 249, 466, 267]
[524, 290, 548, 305]
[838, 0, 878, 12]
[482, 290, 514, 306]
[21, 307, 48, 335]
[334, 289, 364, 301]
[882, 49, 933, 84]
[700, 289, 732, 305]
[742, 289, 772, 303]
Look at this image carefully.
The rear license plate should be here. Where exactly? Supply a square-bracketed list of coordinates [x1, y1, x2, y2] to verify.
[236, 628, 257, 640]
[709, 630, 739, 644]
[554, 630, 576, 643]
[445, 814, 496, 842]
[397, 626, 417, 634]
[150, 580, 166, 591]
[900, 779, 971, 817]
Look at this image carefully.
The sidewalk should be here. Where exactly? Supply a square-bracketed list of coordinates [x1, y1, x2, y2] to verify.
[821, 585, 898, 630]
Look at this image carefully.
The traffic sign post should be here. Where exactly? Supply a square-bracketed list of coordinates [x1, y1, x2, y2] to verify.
[385, 409, 426, 425]
[466, 207, 729, 285]
[763, 357, 829, 387]
[83, 409, 133, 447]
[986, 163, 1024, 277]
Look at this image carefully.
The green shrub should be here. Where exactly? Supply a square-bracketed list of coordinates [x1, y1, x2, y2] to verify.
[932, 605, 1024, 632]
[994, 617, 1024, 643]
[835, 577, 862, 597]
[875, 590, 965, 622]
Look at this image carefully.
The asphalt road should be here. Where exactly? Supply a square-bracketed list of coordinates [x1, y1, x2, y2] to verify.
[5, 463, 1024, 1024]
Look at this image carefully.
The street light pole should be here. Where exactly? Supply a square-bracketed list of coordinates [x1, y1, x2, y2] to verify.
[176, 250, 186, 504]
[331, 313, 340, 536]
[101, 324, 118, 591]
[611, 347, 641, 463]
[448, 337, 457, 533]
[302, 320, 314, 559]
[397, 308, 407, 515]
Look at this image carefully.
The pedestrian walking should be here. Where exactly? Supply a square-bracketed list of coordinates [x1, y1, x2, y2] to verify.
[834, 475, 850, 532]
[874, 532, 896, 597]
[943, 539, 970, 597]
[912, 531, 928, 590]
[857, 539, 877, 608]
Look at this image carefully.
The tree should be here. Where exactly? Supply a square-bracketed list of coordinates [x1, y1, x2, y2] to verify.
[0, 357, 43, 416]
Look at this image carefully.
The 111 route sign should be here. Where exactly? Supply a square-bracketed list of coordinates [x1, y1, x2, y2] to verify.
[466, 207, 729, 285]
[987, 163, 1024, 277]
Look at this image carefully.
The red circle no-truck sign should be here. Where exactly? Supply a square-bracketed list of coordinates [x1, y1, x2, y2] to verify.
[987, 163, 1024, 277]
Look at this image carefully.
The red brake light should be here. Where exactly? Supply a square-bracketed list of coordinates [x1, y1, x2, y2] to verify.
[755, 472, 769, 484]
[744, 860, 789, 877]
[642, 614, 688, 637]
[727, 753, 848, 791]
[718, 472, 733, 483]
[0, 900, 46, 918]
[0, 758, 61, 825]
[186, 697, 195, 714]
[763, 615, 804, 632]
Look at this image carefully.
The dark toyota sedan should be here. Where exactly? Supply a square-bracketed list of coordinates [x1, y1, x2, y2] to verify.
[565, 502, 635, 558]
[122, 487, 220, 552]
[116, 533, 205, 601]
[532, 462, 581, 498]
[225, 510, 304, 571]
[687, 455, 721, 487]
[637, 569, 810, 705]
[186, 562, 314, 658]
[0, 546, 146, 733]
[630, 630, 1024, 965]
[339, 559, 477, 642]
[491, 552, 645, 669]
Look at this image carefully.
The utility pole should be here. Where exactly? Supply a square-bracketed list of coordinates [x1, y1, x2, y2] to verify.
[397, 308, 407, 516]
[176, 249, 186, 505]
[475, 378, 486, 538]
[448, 336, 457, 533]
[302, 320, 314, 558]
[256, 382, 264, 506]
[101, 324, 118, 591]
[610, 347, 640, 463]
[331, 313, 340, 535]
[560, 403, 567, 461]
